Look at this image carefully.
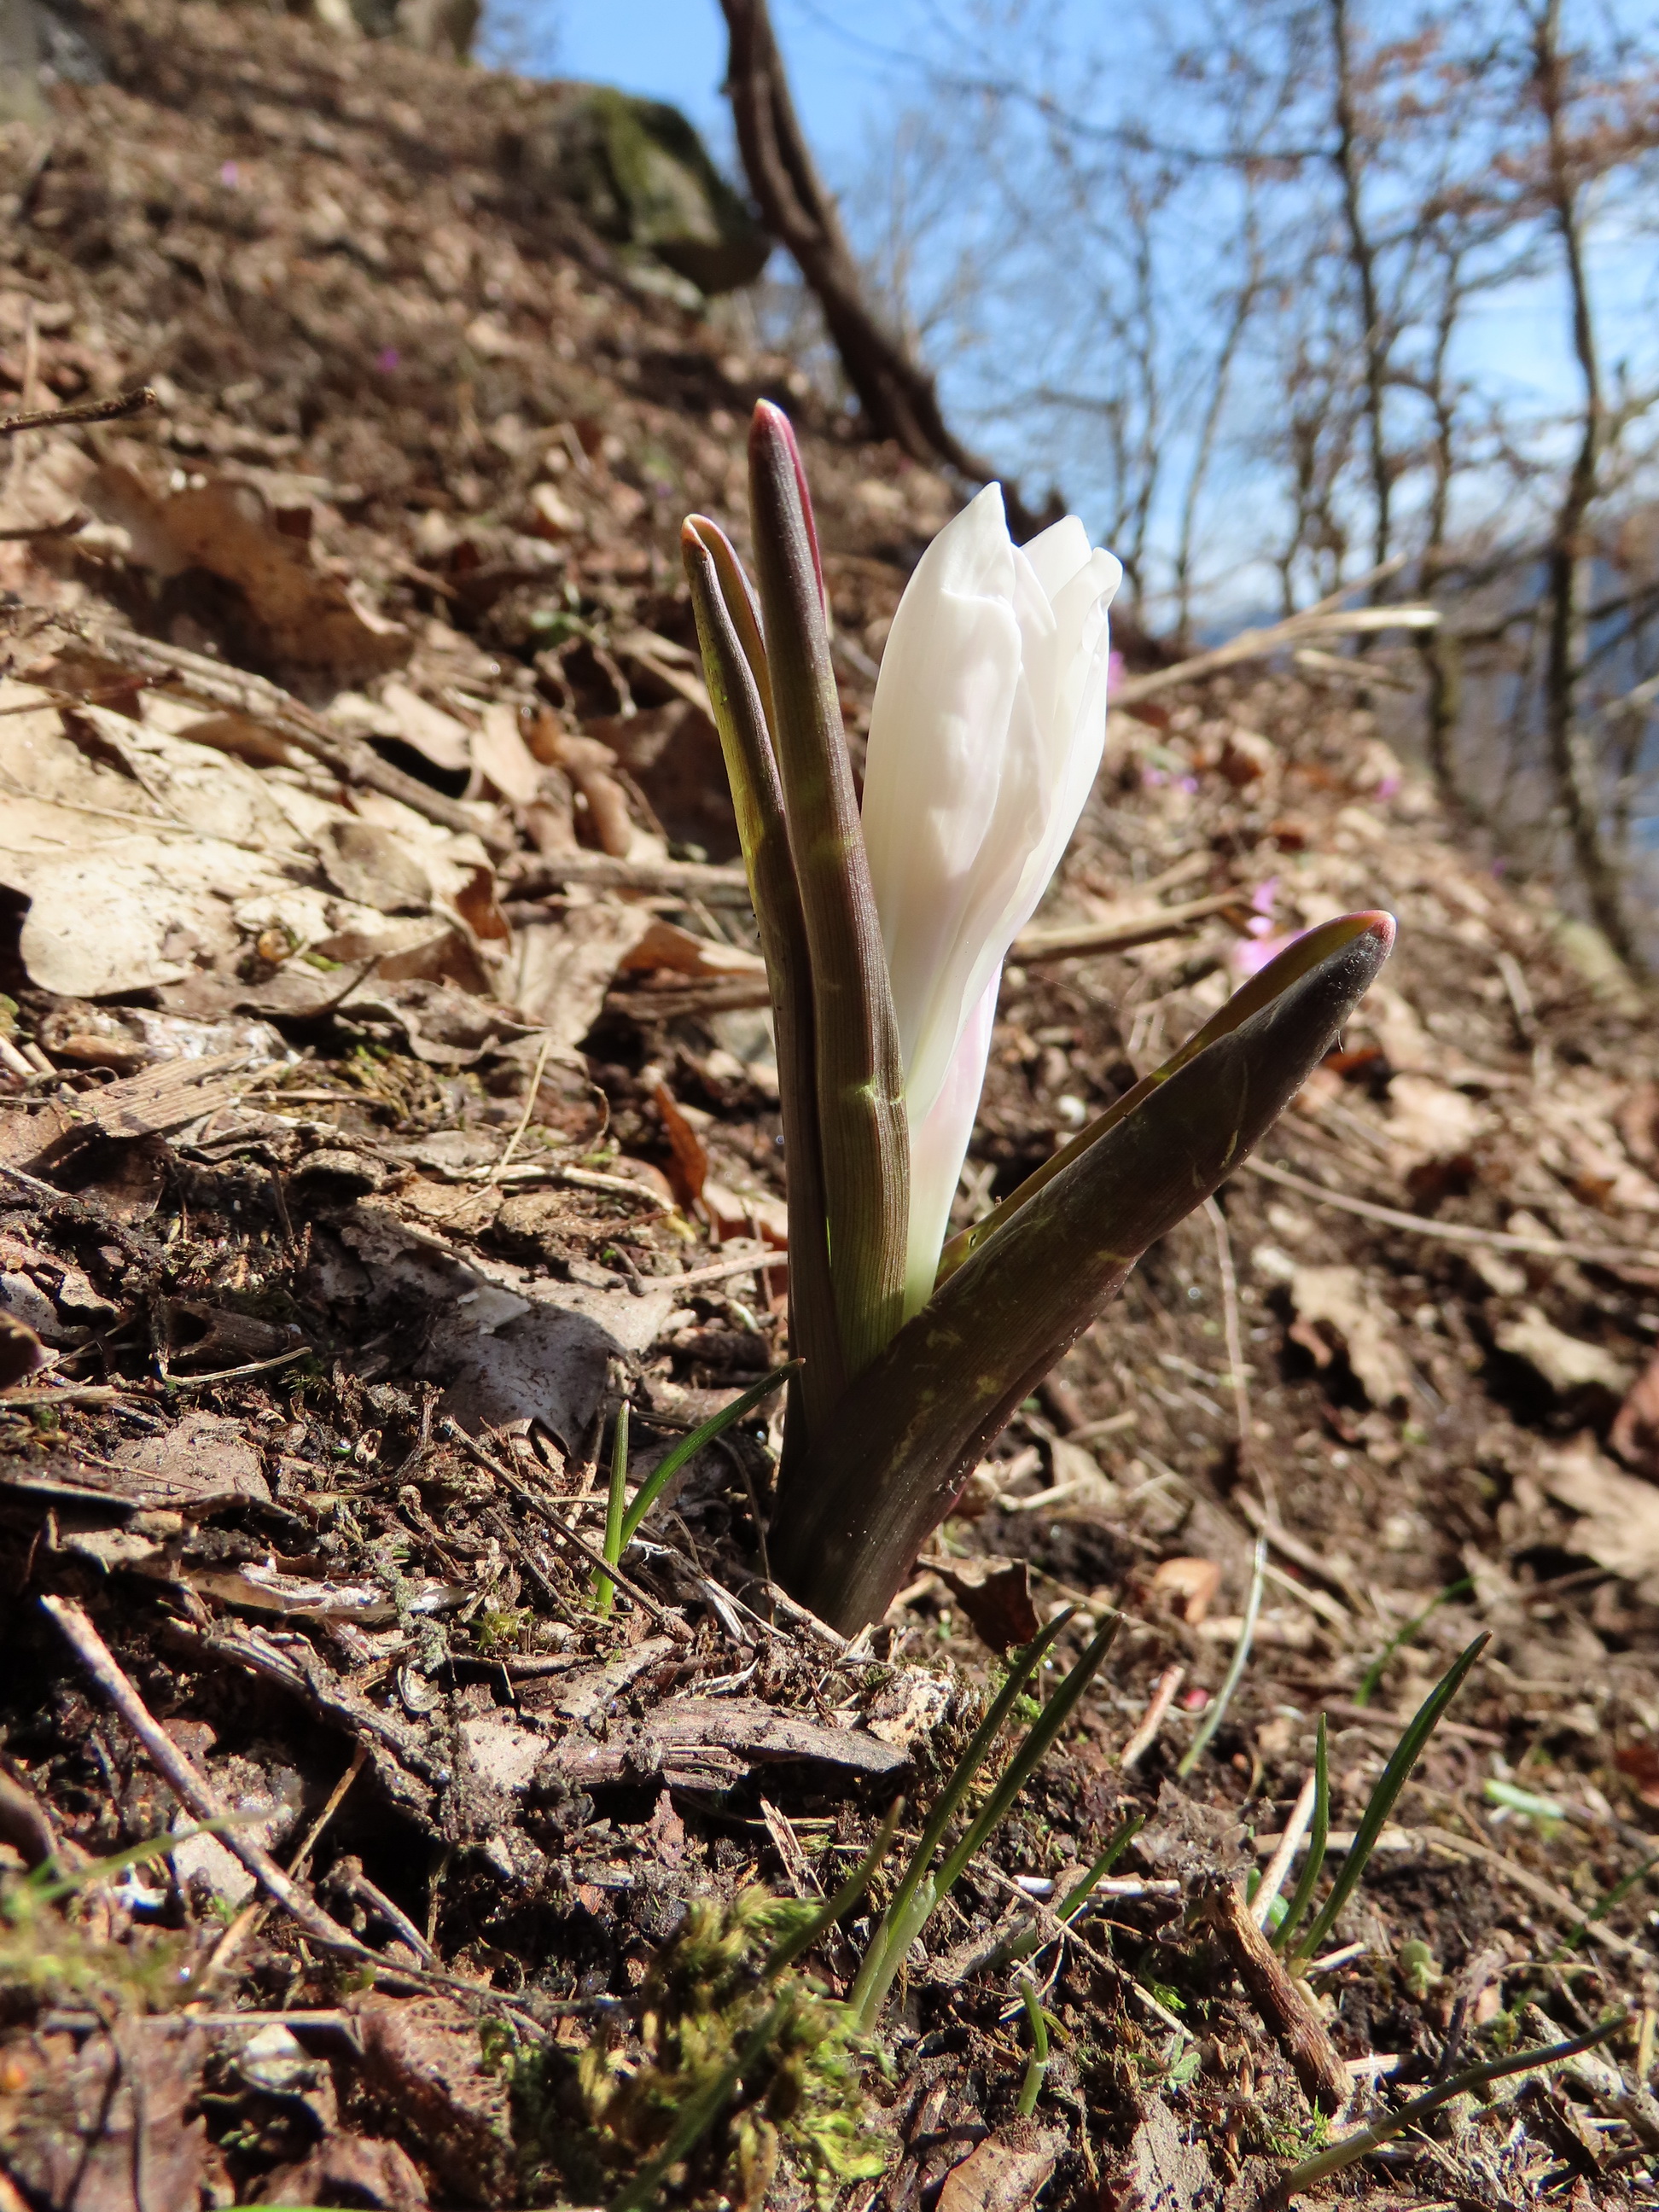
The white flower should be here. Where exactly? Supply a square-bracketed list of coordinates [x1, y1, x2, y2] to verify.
[861, 486, 1122, 1314]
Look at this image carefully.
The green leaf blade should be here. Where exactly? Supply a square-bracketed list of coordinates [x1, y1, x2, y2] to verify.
[747, 404, 911, 1388]
[771, 914, 1395, 1629]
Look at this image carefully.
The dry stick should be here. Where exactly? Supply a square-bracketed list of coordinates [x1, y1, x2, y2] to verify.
[1113, 599, 1438, 709]
[0, 386, 157, 437]
[439, 1420, 693, 1644]
[1013, 890, 1253, 965]
[510, 850, 754, 905]
[0, 508, 88, 541]
[42, 1596, 364, 1957]
[43, 1598, 565, 2032]
[1254, 1771, 1319, 1928]
[1120, 1663, 1186, 1772]
[975, 1860, 1187, 2036]
[1202, 1192, 1267, 1517]
[671, 1244, 790, 1291]
[74, 623, 508, 853]
[196, 1743, 368, 1990]
[1243, 1155, 1659, 1269]
[1196, 1873, 1350, 2115]
[3, 1343, 314, 1408]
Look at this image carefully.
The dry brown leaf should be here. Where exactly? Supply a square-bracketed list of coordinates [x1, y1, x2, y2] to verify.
[87, 464, 408, 683]
[1539, 1433, 1659, 1584]
[507, 898, 658, 1051]
[470, 697, 544, 804]
[376, 678, 473, 773]
[935, 2124, 1068, 2212]
[619, 917, 766, 981]
[1494, 1307, 1634, 1399]
[0, 2024, 208, 2212]
[1150, 1555, 1223, 1626]
[935, 1556, 1042, 1652]
[257, 2133, 429, 2209]
[0, 1311, 47, 1391]
[1612, 1349, 1659, 1476]
[1289, 1264, 1412, 1408]
[651, 1078, 708, 1209]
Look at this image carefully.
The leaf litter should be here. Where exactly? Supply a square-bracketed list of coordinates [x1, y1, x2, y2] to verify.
[3, 5, 1659, 2206]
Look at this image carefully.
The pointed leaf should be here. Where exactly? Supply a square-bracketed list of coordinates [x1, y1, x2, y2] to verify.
[936, 911, 1395, 1286]
[683, 518, 844, 1440]
[748, 402, 910, 1386]
[771, 914, 1394, 1629]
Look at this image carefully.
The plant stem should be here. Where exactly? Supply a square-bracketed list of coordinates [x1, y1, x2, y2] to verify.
[595, 1396, 629, 1616]
[1179, 1538, 1266, 1777]
[1016, 1979, 1050, 2116]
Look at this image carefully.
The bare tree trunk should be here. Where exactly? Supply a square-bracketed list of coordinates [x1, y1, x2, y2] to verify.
[1415, 245, 1484, 827]
[1175, 204, 1260, 647]
[718, 0, 1057, 541]
[1329, 0, 1392, 585]
[1530, 0, 1644, 973]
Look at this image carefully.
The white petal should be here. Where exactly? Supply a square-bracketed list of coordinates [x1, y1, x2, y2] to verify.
[901, 973, 999, 1316]
[861, 489, 1122, 1303]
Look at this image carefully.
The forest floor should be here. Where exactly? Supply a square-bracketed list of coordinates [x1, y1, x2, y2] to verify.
[3, 7, 1659, 2208]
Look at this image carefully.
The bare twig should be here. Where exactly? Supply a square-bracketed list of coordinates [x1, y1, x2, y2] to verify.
[197, 1743, 368, 1990]
[41, 1596, 363, 1957]
[671, 1245, 790, 1291]
[717, 0, 1052, 538]
[0, 508, 88, 541]
[71, 623, 509, 854]
[1196, 1872, 1350, 2114]
[439, 1419, 694, 1643]
[1113, 602, 1438, 709]
[509, 850, 754, 905]
[1120, 1663, 1185, 1770]
[1254, 1770, 1318, 1927]
[1012, 889, 1253, 965]
[0, 386, 157, 438]
[1243, 1155, 1659, 1269]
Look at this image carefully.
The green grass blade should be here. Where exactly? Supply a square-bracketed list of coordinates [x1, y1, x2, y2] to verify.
[1271, 1714, 1329, 1956]
[1354, 1576, 1472, 1707]
[1016, 1979, 1050, 2116]
[1178, 1538, 1266, 1777]
[594, 1396, 629, 1615]
[748, 402, 910, 1383]
[1276, 2012, 1626, 2199]
[930, 1613, 1121, 1905]
[618, 1361, 800, 1551]
[1291, 1632, 1487, 1965]
[762, 1798, 903, 1982]
[849, 1613, 1071, 2026]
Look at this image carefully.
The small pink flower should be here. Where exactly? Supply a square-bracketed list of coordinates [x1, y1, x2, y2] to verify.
[1231, 930, 1296, 979]
[1376, 772, 1401, 800]
[376, 346, 401, 373]
[219, 161, 239, 188]
[1250, 876, 1279, 917]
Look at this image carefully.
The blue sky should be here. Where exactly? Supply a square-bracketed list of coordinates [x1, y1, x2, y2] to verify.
[484, 1, 1657, 624]
[491, 1, 906, 181]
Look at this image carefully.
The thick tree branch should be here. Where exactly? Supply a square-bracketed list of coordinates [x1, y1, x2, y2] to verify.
[717, 0, 1057, 541]
[1531, 0, 1643, 975]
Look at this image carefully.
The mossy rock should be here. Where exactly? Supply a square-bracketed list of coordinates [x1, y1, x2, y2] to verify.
[515, 86, 771, 297]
